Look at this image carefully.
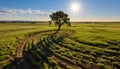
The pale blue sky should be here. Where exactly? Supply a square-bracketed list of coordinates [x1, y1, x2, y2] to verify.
[0, 0, 120, 21]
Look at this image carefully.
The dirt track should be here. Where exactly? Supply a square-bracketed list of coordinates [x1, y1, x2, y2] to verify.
[15, 33, 43, 69]
[14, 30, 54, 69]
[15, 36, 32, 69]
[14, 30, 81, 69]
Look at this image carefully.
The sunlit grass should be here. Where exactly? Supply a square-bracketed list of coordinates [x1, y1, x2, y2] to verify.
[0, 23, 120, 68]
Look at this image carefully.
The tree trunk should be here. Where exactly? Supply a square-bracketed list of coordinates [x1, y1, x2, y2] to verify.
[57, 25, 61, 31]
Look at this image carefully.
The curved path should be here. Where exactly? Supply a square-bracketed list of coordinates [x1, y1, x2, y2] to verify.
[14, 30, 54, 69]
[14, 30, 82, 69]
[15, 36, 34, 69]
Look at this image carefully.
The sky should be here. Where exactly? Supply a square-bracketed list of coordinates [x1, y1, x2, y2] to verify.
[0, 0, 120, 21]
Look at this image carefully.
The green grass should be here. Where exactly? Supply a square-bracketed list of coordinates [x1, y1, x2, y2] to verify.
[0, 23, 120, 69]
[0, 23, 55, 68]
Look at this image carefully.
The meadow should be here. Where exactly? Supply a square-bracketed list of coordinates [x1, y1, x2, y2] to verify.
[0, 23, 120, 69]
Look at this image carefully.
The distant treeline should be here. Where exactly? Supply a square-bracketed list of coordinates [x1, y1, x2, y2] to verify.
[73, 22, 120, 24]
[0, 21, 48, 23]
[0, 21, 120, 24]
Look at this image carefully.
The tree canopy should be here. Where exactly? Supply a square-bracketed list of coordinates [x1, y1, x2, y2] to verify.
[50, 11, 71, 31]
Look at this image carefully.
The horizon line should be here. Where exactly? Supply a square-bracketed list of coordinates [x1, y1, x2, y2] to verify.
[0, 20, 120, 22]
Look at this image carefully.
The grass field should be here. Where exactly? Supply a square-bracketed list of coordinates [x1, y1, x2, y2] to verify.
[0, 23, 120, 69]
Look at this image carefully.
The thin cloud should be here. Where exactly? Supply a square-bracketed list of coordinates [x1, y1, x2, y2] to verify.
[0, 8, 52, 15]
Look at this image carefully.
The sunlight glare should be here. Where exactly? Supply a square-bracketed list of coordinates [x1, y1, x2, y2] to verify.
[70, 2, 82, 13]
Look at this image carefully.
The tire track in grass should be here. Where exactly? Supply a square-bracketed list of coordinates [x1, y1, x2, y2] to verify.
[37, 38, 68, 69]
[15, 30, 54, 69]
[37, 31, 82, 69]
[15, 36, 33, 69]
[15, 30, 79, 69]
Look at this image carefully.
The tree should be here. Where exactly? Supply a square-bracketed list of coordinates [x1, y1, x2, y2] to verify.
[50, 11, 71, 31]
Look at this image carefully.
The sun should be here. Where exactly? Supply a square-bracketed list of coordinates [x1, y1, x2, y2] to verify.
[70, 2, 81, 13]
